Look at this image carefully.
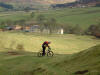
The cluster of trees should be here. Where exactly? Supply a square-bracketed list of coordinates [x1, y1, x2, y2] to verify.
[62, 24, 84, 35]
[77, 0, 100, 4]
[86, 24, 100, 38]
[63, 23, 100, 38]
[0, 2, 13, 9]
[36, 14, 61, 33]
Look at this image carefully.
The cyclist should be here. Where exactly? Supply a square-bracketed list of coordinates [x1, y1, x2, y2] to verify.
[42, 41, 51, 56]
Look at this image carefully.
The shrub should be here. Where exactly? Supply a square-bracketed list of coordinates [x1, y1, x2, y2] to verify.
[87, 24, 100, 38]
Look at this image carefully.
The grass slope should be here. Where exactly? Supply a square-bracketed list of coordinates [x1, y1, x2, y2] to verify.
[0, 11, 30, 22]
[0, 38, 100, 75]
[55, 44, 100, 75]
[40, 7, 100, 29]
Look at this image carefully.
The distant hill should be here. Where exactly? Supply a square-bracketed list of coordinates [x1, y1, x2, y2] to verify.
[0, 0, 76, 4]
[52, 0, 100, 8]
[77, 0, 100, 6]
[0, 0, 76, 10]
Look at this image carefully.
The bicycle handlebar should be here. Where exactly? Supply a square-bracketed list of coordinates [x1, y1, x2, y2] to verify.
[48, 48, 51, 50]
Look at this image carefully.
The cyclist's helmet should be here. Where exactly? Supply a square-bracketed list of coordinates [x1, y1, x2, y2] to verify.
[44, 41, 51, 44]
[48, 41, 51, 44]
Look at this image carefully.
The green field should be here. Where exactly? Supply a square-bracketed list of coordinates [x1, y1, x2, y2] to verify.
[0, 11, 30, 22]
[0, 32, 100, 54]
[40, 7, 100, 29]
[0, 32, 100, 75]
[0, 7, 100, 29]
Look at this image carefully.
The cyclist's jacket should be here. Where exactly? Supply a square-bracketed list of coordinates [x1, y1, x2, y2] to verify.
[42, 41, 50, 48]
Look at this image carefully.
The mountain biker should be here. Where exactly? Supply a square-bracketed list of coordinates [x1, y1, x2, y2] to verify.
[42, 41, 51, 56]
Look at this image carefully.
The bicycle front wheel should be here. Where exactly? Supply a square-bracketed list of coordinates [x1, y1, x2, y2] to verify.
[47, 51, 54, 56]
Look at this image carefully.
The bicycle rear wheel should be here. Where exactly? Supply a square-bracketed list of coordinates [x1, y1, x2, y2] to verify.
[47, 51, 54, 56]
[37, 52, 43, 57]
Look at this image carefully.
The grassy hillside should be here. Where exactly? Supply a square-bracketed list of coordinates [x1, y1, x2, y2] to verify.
[55, 44, 100, 75]
[0, 32, 100, 54]
[40, 7, 100, 29]
[0, 32, 100, 75]
[0, 11, 30, 23]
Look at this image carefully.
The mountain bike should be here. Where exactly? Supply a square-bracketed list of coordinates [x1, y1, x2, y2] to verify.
[37, 48, 54, 57]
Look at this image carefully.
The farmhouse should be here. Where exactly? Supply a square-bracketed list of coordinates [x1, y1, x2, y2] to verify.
[58, 28, 64, 34]
[24, 25, 40, 32]
[14, 25, 22, 30]
[0, 29, 3, 31]
[24, 26, 30, 32]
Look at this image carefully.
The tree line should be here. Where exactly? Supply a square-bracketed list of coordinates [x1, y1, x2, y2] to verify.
[0, 12, 100, 38]
[27, 13, 100, 37]
[51, 0, 100, 8]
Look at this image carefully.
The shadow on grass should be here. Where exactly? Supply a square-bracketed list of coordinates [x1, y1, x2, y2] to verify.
[0, 50, 72, 57]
